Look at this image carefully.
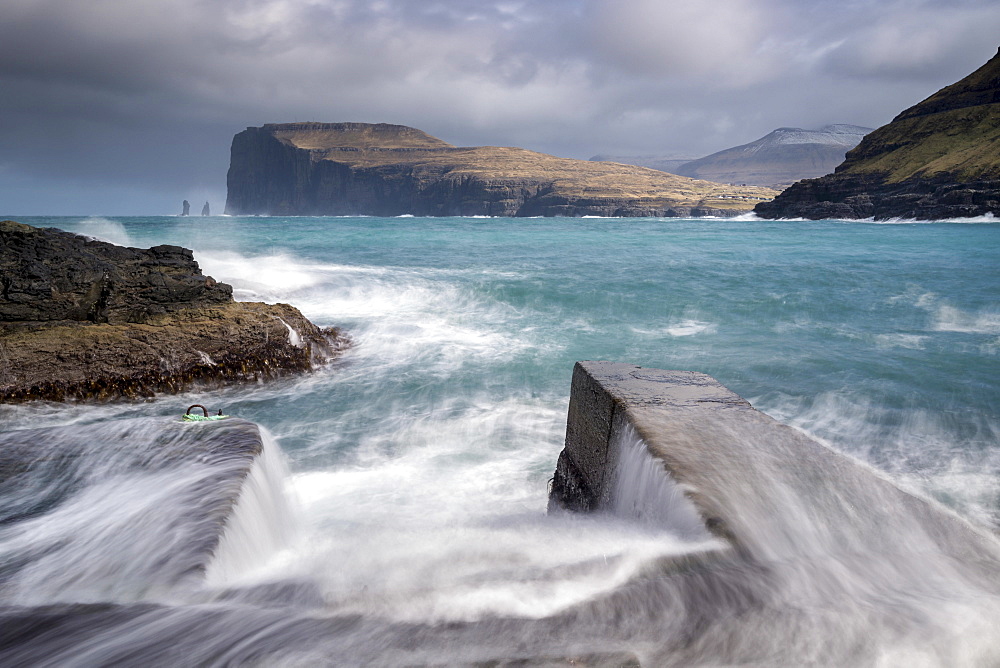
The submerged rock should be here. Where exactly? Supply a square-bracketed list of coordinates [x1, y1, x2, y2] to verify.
[0, 221, 348, 402]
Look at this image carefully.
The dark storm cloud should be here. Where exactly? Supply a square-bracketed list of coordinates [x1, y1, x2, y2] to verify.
[1, 0, 998, 214]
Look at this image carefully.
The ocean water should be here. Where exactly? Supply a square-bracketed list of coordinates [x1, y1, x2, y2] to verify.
[1, 214, 998, 665]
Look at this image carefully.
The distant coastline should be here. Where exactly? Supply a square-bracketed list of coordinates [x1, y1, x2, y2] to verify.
[224, 122, 776, 218]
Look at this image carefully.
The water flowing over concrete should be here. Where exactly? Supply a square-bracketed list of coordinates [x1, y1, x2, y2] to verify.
[2, 364, 1000, 665]
[549, 361, 1000, 665]
[0, 417, 266, 602]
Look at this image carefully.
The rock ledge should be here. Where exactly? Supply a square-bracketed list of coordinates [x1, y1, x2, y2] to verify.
[0, 221, 348, 402]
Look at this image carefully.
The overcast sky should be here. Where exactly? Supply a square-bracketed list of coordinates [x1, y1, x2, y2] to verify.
[2, 0, 998, 215]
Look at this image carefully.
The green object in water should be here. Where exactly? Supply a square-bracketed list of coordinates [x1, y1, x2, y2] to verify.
[181, 414, 230, 422]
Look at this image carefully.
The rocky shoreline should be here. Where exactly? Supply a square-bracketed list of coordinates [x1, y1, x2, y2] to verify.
[0, 221, 348, 403]
[753, 172, 1000, 220]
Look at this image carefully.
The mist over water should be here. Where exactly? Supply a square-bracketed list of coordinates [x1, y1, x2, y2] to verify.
[1, 215, 998, 664]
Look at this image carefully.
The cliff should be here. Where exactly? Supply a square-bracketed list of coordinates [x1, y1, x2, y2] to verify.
[673, 125, 871, 187]
[224, 122, 777, 217]
[756, 48, 1000, 220]
[0, 221, 348, 402]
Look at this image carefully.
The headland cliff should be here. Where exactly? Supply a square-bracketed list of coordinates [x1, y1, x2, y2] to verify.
[224, 122, 777, 217]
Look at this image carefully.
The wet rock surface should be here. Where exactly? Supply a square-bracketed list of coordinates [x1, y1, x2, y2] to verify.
[0, 220, 231, 324]
[0, 221, 348, 402]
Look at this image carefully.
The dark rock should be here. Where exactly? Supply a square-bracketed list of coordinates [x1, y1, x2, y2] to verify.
[181, 200, 190, 216]
[201, 201, 210, 216]
[0, 220, 231, 325]
[0, 221, 349, 403]
[755, 173, 1000, 220]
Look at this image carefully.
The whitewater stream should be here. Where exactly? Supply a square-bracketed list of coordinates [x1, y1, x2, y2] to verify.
[0, 215, 998, 665]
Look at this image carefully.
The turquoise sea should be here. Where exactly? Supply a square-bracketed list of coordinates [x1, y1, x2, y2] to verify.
[1, 214, 999, 664]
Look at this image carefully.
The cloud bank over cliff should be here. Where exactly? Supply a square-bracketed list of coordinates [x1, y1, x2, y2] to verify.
[2, 0, 999, 214]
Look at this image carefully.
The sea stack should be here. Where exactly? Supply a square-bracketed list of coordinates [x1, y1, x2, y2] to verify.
[181, 200, 190, 216]
[201, 201, 210, 216]
[756, 47, 1000, 220]
[224, 122, 777, 217]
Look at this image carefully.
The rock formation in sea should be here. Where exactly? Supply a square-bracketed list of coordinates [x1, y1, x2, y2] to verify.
[672, 125, 871, 187]
[181, 200, 190, 216]
[0, 220, 348, 402]
[756, 47, 1000, 220]
[201, 201, 210, 216]
[224, 122, 778, 217]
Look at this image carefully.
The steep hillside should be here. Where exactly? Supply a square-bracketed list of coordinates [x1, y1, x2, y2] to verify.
[674, 125, 871, 186]
[756, 48, 1000, 220]
[225, 123, 777, 217]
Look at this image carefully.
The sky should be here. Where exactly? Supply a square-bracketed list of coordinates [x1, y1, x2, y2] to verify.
[2, 0, 999, 215]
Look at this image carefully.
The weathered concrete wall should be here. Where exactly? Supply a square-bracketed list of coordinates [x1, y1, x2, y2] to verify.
[549, 361, 1000, 577]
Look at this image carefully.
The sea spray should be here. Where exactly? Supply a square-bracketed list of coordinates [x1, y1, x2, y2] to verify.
[68, 216, 133, 247]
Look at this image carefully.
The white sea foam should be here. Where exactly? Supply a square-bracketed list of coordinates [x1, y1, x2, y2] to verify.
[933, 305, 1000, 334]
[630, 319, 717, 338]
[209, 394, 706, 622]
[755, 389, 1000, 528]
[875, 333, 928, 349]
[665, 319, 717, 336]
[4, 216, 998, 664]
[196, 251, 332, 294]
[886, 289, 1000, 335]
[195, 248, 543, 371]
[847, 213, 999, 224]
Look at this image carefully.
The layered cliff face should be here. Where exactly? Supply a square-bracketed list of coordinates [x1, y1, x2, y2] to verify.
[673, 125, 871, 187]
[756, 48, 1000, 220]
[0, 221, 348, 402]
[225, 122, 777, 217]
